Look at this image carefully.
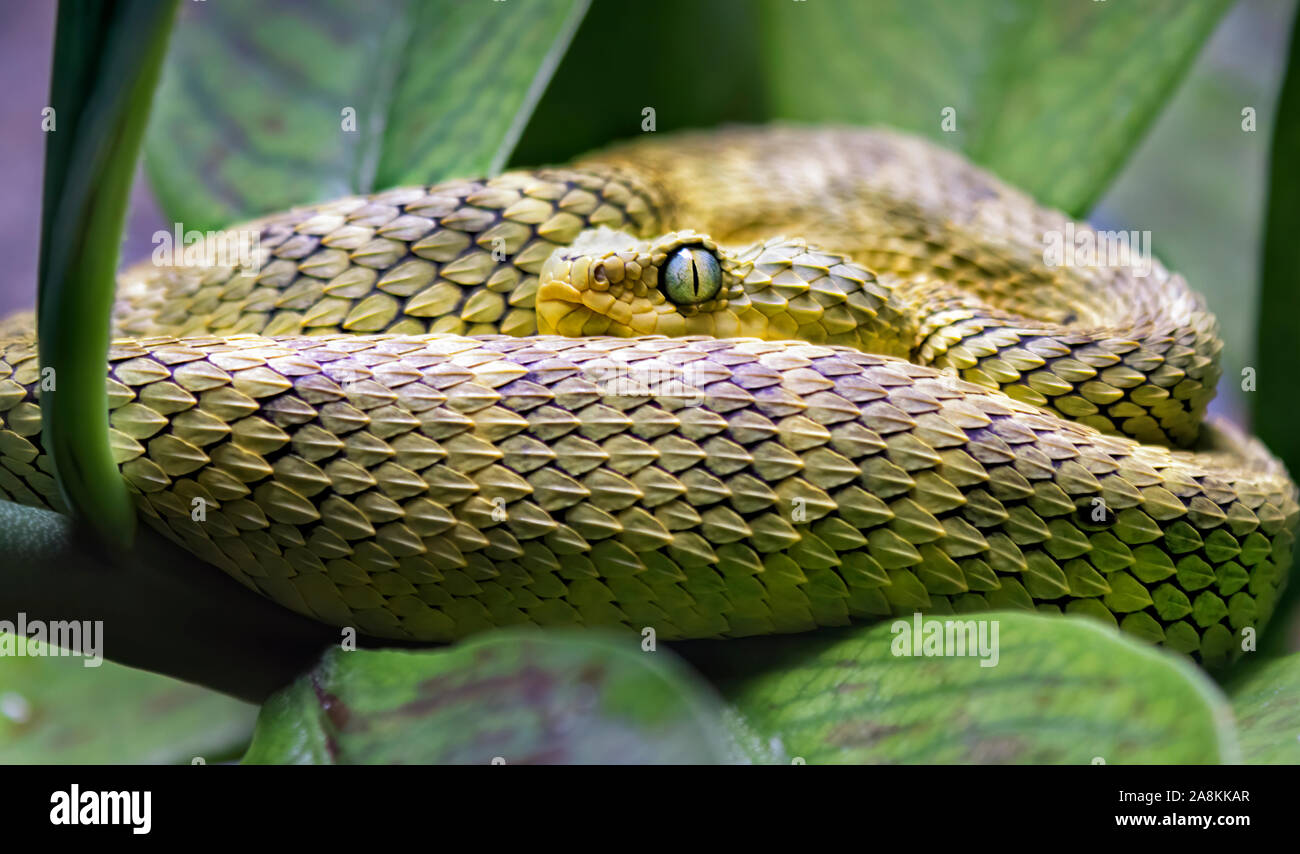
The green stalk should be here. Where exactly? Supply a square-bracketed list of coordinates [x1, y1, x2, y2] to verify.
[37, 0, 179, 551]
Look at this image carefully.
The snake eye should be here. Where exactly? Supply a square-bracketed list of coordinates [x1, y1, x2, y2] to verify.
[663, 247, 722, 305]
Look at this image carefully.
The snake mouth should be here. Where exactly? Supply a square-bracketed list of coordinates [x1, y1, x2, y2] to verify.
[536, 252, 639, 337]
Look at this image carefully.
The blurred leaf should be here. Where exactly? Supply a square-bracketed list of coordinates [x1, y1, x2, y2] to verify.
[38, 0, 179, 551]
[683, 612, 1236, 764]
[1254, 5, 1300, 656]
[1225, 651, 1300, 764]
[0, 636, 256, 764]
[243, 630, 752, 764]
[145, 0, 588, 230]
[518, 0, 1227, 215]
[761, 0, 1231, 214]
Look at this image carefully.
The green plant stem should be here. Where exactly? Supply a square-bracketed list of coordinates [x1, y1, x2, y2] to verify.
[37, 0, 179, 552]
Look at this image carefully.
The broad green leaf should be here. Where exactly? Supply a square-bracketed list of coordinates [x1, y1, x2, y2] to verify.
[518, 0, 1227, 215]
[0, 636, 256, 764]
[38, 0, 179, 551]
[760, 0, 1230, 214]
[243, 631, 750, 764]
[1226, 652, 1300, 764]
[684, 613, 1236, 764]
[145, 0, 589, 230]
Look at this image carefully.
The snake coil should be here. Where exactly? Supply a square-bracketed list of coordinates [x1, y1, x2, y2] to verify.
[0, 127, 1293, 665]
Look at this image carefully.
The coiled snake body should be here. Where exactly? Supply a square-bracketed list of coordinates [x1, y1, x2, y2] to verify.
[1, 128, 1294, 664]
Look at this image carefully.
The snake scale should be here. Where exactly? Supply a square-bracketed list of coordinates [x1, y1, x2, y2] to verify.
[0, 127, 1294, 665]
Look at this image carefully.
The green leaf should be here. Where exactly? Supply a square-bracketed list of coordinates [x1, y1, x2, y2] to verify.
[38, 0, 180, 551]
[684, 612, 1237, 764]
[1226, 652, 1300, 764]
[243, 630, 750, 764]
[518, 0, 1227, 215]
[761, 0, 1230, 214]
[1253, 5, 1300, 655]
[0, 636, 255, 764]
[145, 0, 589, 230]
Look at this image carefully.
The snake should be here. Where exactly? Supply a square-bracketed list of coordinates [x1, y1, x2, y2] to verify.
[0, 126, 1294, 666]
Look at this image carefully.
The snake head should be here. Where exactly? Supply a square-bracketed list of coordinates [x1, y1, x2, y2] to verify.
[538, 227, 911, 354]
[537, 228, 753, 338]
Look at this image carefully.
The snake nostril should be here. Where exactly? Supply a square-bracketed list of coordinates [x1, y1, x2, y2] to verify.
[593, 264, 608, 285]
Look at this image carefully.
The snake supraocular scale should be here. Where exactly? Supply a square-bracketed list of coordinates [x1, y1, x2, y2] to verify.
[0, 127, 1293, 664]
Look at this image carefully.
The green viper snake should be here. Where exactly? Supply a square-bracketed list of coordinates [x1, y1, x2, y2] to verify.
[0, 127, 1294, 665]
